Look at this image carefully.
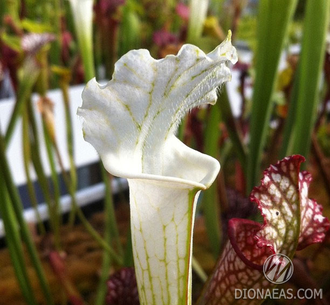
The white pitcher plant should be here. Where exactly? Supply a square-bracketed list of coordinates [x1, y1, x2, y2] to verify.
[78, 33, 237, 304]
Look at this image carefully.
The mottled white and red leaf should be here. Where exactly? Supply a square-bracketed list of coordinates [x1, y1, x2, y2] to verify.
[197, 155, 329, 305]
[251, 155, 329, 254]
[250, 155, 303, 256]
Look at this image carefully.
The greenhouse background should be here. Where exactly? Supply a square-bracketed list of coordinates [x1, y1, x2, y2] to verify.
[0, 0, 330, 304]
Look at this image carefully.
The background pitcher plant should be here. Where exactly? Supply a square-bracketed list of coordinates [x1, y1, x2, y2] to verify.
[197, 155, 329, 305]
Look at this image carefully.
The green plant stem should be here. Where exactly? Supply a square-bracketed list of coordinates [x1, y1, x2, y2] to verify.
[27, 99, 61, 250]
[41, 114, 76, 228]
[0, 182, 37, 305]
[281, 0, 330, 160]
[58, 73, 78, 225]
[247, 0, 297, 193]
[123, 225, 134, 267]
[80, 33, 95, 82]
[0, 134, 54, 305]
[37, 92, 122, 266]
[60, 74, 77, 193]
[202, 104, 222, 257]
[218, 88, 247, 173]
[52, 155, 123, 265]
[42, 119, 62, 248]
[75, 203, 123, 265]
[192, 256, 208, 283]
[37, 48, 64, 250]
[22, 111, 46, 235]
[101, 167, 123, 255]
[73, 192, 123, 264]
[219, 139, 233, 166]
[95, 173, 114, 305]
[5, 60, 40, 146]
[50, 140, 123, 265]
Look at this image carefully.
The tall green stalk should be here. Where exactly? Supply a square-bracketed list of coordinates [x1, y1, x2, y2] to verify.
[51, 136, 124, 264]
[54, 68, 79, 225]
[281, 0, 330, 160]
[0, 134, 54, 305]
[95, 172, 114, 305]
[27, 99, 61, 250]
[247, 0, 297, 193]
[5, 59, 40, 146]
[102, 167, 123, 255]
[218, 88, 247, 173]
[59, 71, 77, 194]
[22, 111, 46, 235]
[42, 118, 62, 241]
[202, 104, 222, 257]
[36, 48, 63, 250]
[0, 182, 37, 305]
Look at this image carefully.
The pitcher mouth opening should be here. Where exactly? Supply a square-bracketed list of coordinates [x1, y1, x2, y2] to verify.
[100, 147, 220, 190]
[228, 218, 275, 271]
